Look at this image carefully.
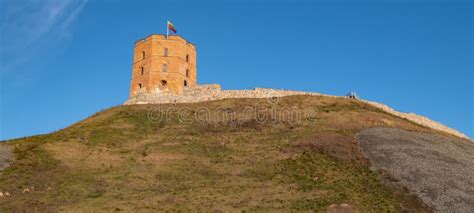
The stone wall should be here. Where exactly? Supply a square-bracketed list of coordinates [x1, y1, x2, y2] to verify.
[124, 85, 325, 105]
[360, 100, 469, 140]
[123, 85, 470, 140]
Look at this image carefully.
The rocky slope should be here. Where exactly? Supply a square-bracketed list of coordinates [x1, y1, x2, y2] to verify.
[357, 127, 474, 212]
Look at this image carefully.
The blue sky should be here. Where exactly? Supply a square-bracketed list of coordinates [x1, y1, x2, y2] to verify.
[1, 0, 473, 140]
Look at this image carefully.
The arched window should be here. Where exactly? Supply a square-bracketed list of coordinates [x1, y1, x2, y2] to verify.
[186, 55, 189, 62]
[162, 63, 168, 72]
[184, 80, 188, 87]
[186, 69, 189, 77]
[141, 67, 144, 75]
[138, 83, 142, 89]
[142, 51, 145, 59]
[164, 48, 168, 57]
[161, 80, 168, 86]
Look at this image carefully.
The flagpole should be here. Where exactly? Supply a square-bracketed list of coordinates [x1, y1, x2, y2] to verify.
[166, 21, 169, 39]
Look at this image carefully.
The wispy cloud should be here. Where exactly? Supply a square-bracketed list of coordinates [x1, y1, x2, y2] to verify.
[0, 0, 88, 78]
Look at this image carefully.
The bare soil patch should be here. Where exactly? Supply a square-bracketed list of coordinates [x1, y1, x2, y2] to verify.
[45, 141, 124, 169]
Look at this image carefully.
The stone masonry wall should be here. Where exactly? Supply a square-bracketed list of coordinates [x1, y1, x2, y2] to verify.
[130, 35, 197, 96]
[123, 85, 470, 140]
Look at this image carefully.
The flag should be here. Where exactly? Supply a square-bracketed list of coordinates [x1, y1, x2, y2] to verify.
[167, 21, 177, 33]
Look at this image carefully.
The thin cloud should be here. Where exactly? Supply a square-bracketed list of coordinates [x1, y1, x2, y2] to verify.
[0, 0, 88, 76]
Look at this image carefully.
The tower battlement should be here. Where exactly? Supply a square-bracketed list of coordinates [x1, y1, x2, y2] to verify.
[129, 34, 197, 96]
[134, 34, 196, 48]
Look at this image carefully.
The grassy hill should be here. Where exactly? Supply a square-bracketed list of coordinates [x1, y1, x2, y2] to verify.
[0, 95, 446, 211]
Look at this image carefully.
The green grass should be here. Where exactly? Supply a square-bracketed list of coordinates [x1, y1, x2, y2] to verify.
[277, 152, 399, 211]
[0, 95, 431, 211]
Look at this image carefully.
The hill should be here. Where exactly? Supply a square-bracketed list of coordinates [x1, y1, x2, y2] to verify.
[0, 95, 471, 211]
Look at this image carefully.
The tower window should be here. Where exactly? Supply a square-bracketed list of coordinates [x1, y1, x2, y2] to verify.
[139, 83, 142, 89]
[162, 63, 168, 72]
[141, 67, 144, 75]
[142, 51, 145, 59]
[161, 80, 168, 86]
[164, 48, 168, 57]
[186, 55, 189, 62]
[186, 69, 189, 77]
[184, 80, 188, 87]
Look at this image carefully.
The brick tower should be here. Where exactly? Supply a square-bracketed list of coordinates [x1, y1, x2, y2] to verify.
[129, 35, 197, 96]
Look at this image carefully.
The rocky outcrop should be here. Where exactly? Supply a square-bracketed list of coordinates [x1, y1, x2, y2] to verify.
[124, 85, 470, 140]
[356, 127, 474, 211]
[0, 145, 13, 171]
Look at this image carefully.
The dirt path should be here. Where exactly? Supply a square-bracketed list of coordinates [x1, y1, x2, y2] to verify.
[356, 127, 474, 212]
[0, 144, 13, 171]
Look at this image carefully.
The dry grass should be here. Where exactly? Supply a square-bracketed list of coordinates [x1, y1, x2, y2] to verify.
[291, 131, 368, 164]
[0, 95, 437, 211]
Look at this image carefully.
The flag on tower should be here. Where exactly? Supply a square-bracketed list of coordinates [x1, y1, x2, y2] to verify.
[167, 21, 177, 33]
